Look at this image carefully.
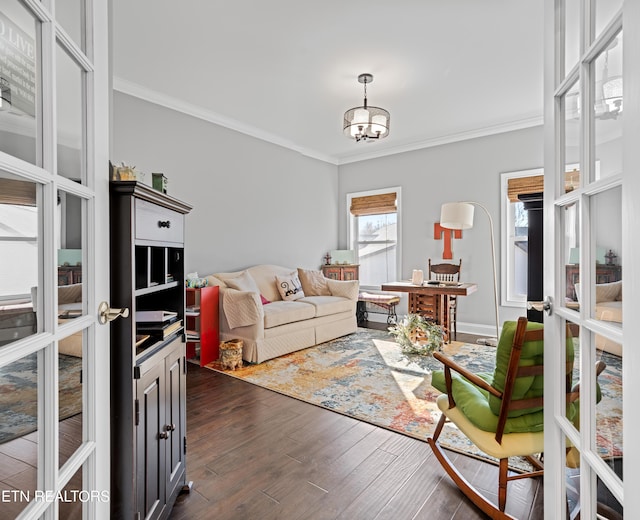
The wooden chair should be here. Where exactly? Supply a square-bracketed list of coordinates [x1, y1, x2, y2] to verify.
[428, 259, 462, 340]
[427, 317, 581, 519]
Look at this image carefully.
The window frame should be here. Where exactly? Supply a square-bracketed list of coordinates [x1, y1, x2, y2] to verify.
[500, 168, 541, 307]
[347, 187, 401, 290]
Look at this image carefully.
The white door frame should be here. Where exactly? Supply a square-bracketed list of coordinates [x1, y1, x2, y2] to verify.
[544, 1, 638, 517]
[0, 0, 110, 518]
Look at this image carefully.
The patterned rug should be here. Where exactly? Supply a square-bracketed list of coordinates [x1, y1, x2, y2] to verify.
[0, 353, 83, 443]
[206, 328, 623, 469]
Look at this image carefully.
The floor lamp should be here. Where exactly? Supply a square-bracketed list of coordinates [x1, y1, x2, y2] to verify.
[440, 201, 500, 346]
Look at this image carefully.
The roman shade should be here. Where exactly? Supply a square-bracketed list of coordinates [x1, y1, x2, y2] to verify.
[350, 192, 397, 216]
[507, 170, 580, 202]
[0, 179, 37, 206]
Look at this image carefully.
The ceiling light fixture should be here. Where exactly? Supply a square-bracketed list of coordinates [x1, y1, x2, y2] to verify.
[343, 73, 390, 142]
[595, 48, 623, 120]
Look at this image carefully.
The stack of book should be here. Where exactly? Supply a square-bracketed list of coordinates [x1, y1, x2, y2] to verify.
[136, 310, 183, 340]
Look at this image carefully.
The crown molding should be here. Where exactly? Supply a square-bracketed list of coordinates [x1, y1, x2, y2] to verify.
[112, 77, 338, 165]
[335, 115, 544, 165]
[113, 77, 542, 167]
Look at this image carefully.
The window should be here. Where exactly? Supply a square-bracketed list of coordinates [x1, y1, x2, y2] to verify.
[348, 188, 400, 288]
[500, 165, 579, 307]
[500, 169, 540, 306]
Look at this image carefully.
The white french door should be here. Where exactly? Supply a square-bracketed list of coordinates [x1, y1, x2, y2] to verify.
[544, 1, 639, 518]
[0, 0, 109, 518]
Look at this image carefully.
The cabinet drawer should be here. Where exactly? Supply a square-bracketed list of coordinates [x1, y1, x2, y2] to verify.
[135, 199, 184, 243]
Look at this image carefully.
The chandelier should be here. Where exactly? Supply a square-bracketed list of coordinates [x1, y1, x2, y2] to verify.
[566, 39, 623, 121]
[343, 73, 390, 142]
[595, 48, 623, 120]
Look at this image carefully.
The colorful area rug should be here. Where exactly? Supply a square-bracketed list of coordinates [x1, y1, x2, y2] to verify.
[0, 353, 83, 443]
[206, 328, 623, 468]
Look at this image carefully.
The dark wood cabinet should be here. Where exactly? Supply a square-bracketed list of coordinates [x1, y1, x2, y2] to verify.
[135, 337, 187, 520]
[109, 181, 192, 520]
[565, 264, 622, 301]
[321, 264, 359, 281]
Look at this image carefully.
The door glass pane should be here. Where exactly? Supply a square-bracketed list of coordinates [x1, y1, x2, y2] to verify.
[57, 191, 85, 317]
[567, 320, 580, 435]
[55, 0, 85, 52]
[564, 203, 579, 308]
[56, 45, 84, 183]
[564, 81, 581, 192]
[0, 2, 39, 164]
[565, 443, 623, 519]
[593, 33, 622, 182]
[595, 0, 622, 41]
[596, 334, 622, 471]
[565, 0, 580, 74]
[59, 464, 85, 519]
[590, 187, 622, 327]
[0, 352, 39, 517]
[0, 174, 40, 346]
[58, 329, 84, 468]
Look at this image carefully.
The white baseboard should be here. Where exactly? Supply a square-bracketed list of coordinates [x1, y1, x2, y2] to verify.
[457, 321, 501, 338]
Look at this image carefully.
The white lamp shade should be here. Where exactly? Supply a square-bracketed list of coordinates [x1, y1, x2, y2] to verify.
[352, 108, 369, 126]
[370, 114, 388, 135]
[440, 202, 475, 230]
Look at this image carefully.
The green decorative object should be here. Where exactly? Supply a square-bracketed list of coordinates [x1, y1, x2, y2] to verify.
[388, 314, 444, 355]
[152, 172, 168, 194]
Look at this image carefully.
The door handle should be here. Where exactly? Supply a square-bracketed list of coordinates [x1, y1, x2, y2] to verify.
[98, 301, 130, 324]
[527, 296, 553, 316]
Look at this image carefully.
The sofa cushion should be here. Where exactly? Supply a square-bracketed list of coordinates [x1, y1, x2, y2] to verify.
[225, 270, 260, 293]
[263, 301, 316, 328]
[299, 296, 354, 317]
[297, 268, 331, 296]
[575, 280, 622, 304]
[245, 265, 295, 302]
[275, 273, 305, 301]
[326, 279, 359, 300]
[596, 280, 622, 303]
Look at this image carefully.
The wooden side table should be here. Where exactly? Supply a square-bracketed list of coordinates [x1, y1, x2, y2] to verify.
[321, 264, 359, 281]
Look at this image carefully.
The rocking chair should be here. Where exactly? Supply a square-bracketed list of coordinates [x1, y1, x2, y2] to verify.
[427, 317, 578, 519]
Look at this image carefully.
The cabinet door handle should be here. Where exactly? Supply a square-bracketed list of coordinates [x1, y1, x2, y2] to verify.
[166, 423, 176, 432]
[159, 431, 169, 440]
[158, 220, 171, 228]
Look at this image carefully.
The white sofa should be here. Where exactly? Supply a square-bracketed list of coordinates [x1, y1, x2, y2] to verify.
[205, 265, 358, 363]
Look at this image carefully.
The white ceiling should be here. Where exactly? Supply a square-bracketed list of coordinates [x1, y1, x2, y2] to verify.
[112, 1, 544, 165]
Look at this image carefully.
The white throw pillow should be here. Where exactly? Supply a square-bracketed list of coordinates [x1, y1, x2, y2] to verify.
[297, 267, 331, 296]
[225, 270, 260, 294]
[595, 281, 622, 303]
[275, 273, 305, 301]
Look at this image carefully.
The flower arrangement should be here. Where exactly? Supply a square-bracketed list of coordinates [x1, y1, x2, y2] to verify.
[388, 314, 444, 355]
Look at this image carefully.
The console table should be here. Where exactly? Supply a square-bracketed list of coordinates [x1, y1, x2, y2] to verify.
[321, 264, 359, 281]
[380, 281, 477, 342]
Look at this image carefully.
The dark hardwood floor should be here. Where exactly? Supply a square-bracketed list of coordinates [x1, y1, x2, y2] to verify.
[0, 324, 543, 519]
[170, 324, 544, 520]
